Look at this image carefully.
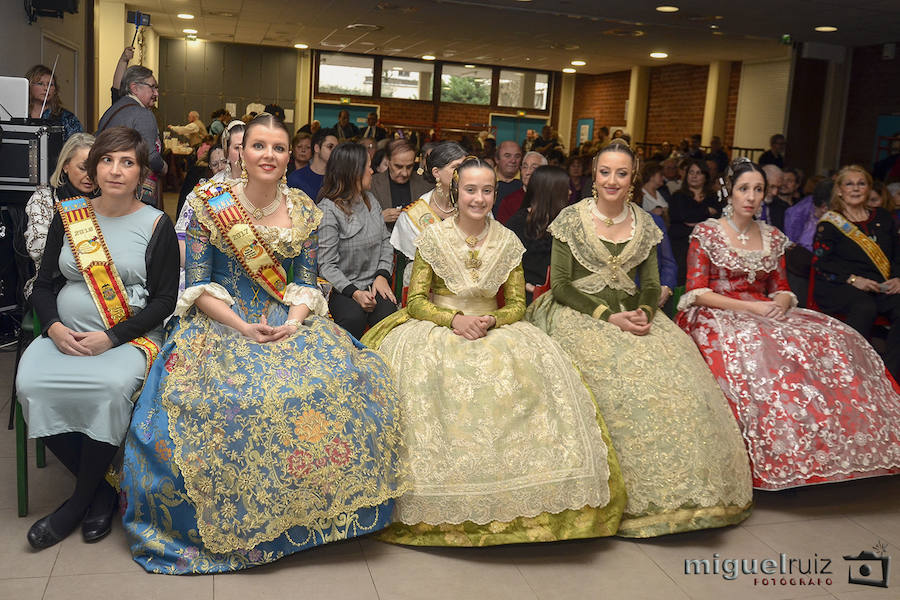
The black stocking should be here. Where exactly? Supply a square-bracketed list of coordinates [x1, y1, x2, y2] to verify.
[41, 432, 84, 476]
[48, 438, 118, 533]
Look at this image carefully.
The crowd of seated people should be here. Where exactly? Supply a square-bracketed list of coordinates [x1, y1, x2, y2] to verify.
[11, 51, 900, 578]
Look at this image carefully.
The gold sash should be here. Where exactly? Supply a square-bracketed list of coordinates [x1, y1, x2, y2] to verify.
[432, 294, 498, 315]
[56, 197, 159, 374]
[402, 198, 439, 234]
[820, 211, 891, 280]
[195, 182, 288, 302]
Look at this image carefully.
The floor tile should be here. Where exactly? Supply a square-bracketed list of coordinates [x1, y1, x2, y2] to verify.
[51, 519, 137, 576]
[214, 549, 378, 600]
[831, 588, 898, 599]
[744, 516, 891, 596]
[0, 456, 74, 514]
[636, 525, 829, 600]
[365, 545, 539, 600]
[512, 537, 690, 600]
[42, 572, 213, 600]
[0, 577, 47, 600]
[0, 508, 60, 578]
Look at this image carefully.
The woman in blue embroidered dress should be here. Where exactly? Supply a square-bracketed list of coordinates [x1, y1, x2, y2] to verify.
[121, 114, 407, 574]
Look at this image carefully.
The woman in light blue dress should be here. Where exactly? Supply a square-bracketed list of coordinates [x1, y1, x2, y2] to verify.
[121, 114, 407, 574]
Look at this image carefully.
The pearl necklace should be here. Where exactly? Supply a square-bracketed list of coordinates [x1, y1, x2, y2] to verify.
[591, 202, 630, 226]
[239, 189, 281, 220]
[725, 215, 753, 245]
[431, 192, 456, 216]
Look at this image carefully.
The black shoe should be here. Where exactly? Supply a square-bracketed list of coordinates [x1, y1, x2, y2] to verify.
[27, 504, 80, 550]
[82, 485, 117, 543]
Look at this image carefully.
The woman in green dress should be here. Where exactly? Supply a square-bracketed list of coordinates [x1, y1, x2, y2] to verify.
[362, 157, 626, 546]
[526, 140, 753, 537]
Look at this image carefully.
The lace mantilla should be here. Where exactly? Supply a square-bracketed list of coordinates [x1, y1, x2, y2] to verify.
[415, 218, 525, 297]
[188, 179, 322, 259]
[691, 219, 789, 284]
[549, 200, 662, 295]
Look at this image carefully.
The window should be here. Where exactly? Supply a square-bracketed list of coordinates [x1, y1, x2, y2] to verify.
[317, 52, 374, 96]
[498, 70, 550, 110]
[440, 64, 491, 105]
[382, 60, 434, 100]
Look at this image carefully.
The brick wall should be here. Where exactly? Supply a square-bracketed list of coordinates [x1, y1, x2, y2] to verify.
[841, 43, 900, 167]
[569, 71, 632, 148]
[644, 63, 709, 144]
[723, 61, 742, 150]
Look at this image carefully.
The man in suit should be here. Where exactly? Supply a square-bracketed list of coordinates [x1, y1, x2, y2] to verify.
[360, 112, 388, 142]
[370, 139, 431, 227]
[333, 109, 360, 142]
[96, 65, 166, 206]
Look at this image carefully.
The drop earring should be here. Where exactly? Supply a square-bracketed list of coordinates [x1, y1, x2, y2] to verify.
[240, 159, 248, 184]
[592, 183, 599, 200]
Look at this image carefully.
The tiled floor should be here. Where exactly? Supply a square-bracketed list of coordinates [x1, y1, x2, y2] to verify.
[1, 351, 898, 599]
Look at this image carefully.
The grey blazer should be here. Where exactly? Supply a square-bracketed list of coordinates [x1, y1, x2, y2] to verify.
[318, 192, 394, 296]
[370, 170, 432, 211]
[96, 96, 165, 174]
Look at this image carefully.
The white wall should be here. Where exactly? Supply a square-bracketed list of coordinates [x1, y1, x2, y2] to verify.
[733, 58, 792, 149]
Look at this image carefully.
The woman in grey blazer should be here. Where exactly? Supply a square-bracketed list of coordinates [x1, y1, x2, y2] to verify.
[318, 143, 397, 338]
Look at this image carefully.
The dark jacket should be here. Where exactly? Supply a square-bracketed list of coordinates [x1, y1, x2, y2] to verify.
[369, 171, 432, 211]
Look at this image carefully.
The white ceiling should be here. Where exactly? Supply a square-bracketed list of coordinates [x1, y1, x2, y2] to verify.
[127, 0, 900, 74]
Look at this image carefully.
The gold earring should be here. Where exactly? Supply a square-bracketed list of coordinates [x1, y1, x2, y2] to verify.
[435, 180, 443, 197]
[281, 169, 288, 186]
[240, 159, 248, 184]
[627, 185, 634, 202]
[592, 183, 599, 200]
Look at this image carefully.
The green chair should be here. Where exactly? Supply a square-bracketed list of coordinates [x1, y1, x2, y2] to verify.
[8, 310, 47, 517]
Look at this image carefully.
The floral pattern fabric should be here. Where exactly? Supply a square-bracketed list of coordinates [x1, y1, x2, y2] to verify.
[677, 219, 900, 489]
[121, 181, 408, 573]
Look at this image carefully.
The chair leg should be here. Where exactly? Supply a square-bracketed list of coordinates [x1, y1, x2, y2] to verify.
[35, 438, 46, 468]
[15, 401, 28, 517]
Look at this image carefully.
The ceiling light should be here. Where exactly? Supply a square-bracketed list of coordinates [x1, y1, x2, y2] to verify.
[186, 35, 198, 41]
[182, 28, 198, 34]
[571, 60, 586, 66]
[649, 51, 668, 59]
[655, 5, 679, 12]
[294, 43, 309, 49]
[177, 13, 194, 20]
[562, 67, 576, 73]
[814, 26, 838, 32]
[422, 54, 436, 60]
[710, 24, 719, 29]
[464, 64, 475, 68]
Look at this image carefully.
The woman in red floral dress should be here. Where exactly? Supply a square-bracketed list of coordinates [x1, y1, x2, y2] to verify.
[676, 159, 900, 490]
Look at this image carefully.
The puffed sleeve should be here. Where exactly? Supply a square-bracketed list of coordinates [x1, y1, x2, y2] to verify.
[281, 231, 328, 315]
[550, 238, 611, 320]
[175, 213, 235, 316]
[677, 236, 714, 310]
[406, 250, 459, 328]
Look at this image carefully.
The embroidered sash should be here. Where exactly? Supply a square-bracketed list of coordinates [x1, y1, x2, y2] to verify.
[195, 182, 288, 302]
[56, 197, 159, 374]
[402, 198, 439, 234]
[820, 211, 891, 280]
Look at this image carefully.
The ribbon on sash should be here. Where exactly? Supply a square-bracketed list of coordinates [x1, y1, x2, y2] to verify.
[820, 211, 892, 280]
[196, 182, 288, 302]
[56, 196, 159, 375]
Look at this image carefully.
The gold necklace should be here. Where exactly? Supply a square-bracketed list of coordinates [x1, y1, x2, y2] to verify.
[456, 219, 490, 247]
[239, 189, 281, 220]
[590, 202, 629, 226]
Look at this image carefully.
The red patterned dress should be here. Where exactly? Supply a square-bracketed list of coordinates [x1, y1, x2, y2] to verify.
[676, 219, 900, 490]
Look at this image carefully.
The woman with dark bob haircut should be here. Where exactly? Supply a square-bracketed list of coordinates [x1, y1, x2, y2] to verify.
[318, 141, 398, 338]
[16, 126, 179, 549]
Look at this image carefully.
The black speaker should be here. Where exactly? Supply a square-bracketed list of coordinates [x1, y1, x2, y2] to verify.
[32, 0, 78, 12]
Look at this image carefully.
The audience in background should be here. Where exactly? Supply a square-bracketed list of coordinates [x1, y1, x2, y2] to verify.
[26, 64, 83, 140]
[371, 139, 431, 226]
[759, 133, 786, 168]
[641, 161, 669, 221]
[333, 109, 360, 142]
[495, 151, 547, 224]
[760, 164, 786, 230]
[168, 111, 207, 147]
[706, 136, 729, 174]
[494, 141, 524, 212]
[287, 127, 337, 201]
[288, 131, 312, 176]
[566, 155, 592, 204]
[668, 159, 720, 286]
[361, 112, 388, 141]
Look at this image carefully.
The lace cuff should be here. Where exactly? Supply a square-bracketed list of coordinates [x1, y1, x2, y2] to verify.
[175, 282, 235, 316]
[677, 287, 714, 311]
[769, 290, 798, 309]
[283, 283, 328, 316]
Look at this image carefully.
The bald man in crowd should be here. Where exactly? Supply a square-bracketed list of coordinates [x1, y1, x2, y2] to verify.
[494, 140, 523, 215]
[495, 151, 548, 223]
[168, 110, 207, 146]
